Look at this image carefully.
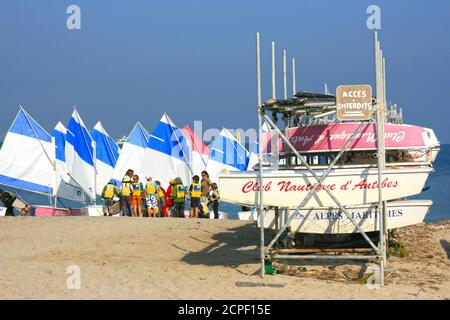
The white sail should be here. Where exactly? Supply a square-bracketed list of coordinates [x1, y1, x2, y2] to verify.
[91, 121, 120, 195]
[182, 124, 209, 176]
[247, 139, 259, 171]
[65, 109, 96, 201]
[206, 128, 249, 183]
[247, 121, 271, 171]
[51, 122, 84, 202]
[111, 122, 150, 185]
[144, 114, 192, 187]
[0, 107, 56, 195]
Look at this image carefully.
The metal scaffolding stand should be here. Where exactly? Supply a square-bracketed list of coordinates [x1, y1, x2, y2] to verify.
[255, 32, 388, 285]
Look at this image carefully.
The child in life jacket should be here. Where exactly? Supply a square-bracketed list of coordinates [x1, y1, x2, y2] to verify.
[199, 195, 209, 218]
[131, 175, 144, 217]
[189, 175, 202, 218]
[146, 177, 158, 218]
[101, 180, 119, 216]
[171, 177, 186, 218]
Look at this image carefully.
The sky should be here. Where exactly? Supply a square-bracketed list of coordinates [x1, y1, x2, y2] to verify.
[0, 0, 449, 143]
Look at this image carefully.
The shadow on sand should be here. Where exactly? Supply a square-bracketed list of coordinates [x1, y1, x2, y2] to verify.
[180, 223, 374, 277]
[179, 223, 270, 275]
[440, 240, 450, 260]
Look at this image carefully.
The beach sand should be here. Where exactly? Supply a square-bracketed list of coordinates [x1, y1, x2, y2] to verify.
[0, 217, 449, 300]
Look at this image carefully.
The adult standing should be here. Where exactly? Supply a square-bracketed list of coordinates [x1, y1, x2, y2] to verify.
[120, 170, 134, 217]
[200, 171, 212, 197]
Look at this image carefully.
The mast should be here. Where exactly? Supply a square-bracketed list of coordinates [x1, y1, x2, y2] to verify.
[256, 32, 265, 278]
[283, 49, 287, 99]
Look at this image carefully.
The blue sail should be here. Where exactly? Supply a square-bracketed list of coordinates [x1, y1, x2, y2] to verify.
[91, 121, 120, 194]
[65, 109, 96, 200]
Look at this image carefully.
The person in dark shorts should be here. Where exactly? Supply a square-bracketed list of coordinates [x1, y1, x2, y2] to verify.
[189, 175, 201, 218]
[209, 183, 220, 219]
[101, 180, 119, 216]
[171, 177, 186, 218]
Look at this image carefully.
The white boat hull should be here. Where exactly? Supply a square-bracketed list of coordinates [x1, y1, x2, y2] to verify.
[255, 200, 432, 234]
[218, 166, 432, 208]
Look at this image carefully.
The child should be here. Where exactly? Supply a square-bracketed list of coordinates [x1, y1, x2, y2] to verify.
[189, 175, 201, 218]
[209, 183, 220, 219]
[165, 179, 175, 218]
[199, 195, 209, 219]
[155, 181, 167, 218]
[145, 177, 158, 218]
[101, 180, 119, 216]
[131, 175, 144, 217]
[171, 177, 186, 218]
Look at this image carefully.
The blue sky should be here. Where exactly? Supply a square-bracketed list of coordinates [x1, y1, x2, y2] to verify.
[0, 0, 449, 143]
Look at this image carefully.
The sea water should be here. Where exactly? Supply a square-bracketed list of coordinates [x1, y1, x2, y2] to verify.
[2, 145, 449, 221]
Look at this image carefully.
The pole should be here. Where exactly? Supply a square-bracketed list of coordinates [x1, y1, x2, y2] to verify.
[382, 56, 388, 242]
[271, 41, 276, 99]
[283, 49, 287, 99]
[292, 57, 296, 95]
[256, 32, 265, 278]
[374, 31, 385, 285]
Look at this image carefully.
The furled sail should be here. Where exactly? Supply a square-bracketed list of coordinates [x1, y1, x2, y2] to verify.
[91, 121, 120, 195]
[0, 107, 56, 195]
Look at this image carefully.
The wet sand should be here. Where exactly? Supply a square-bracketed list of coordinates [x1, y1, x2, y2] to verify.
[0, 217, 449, 300]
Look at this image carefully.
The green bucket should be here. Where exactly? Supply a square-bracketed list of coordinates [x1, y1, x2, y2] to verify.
[264, 260, 275, 275]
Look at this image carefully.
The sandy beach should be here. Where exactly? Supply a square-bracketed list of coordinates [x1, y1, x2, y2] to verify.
[0, 217, 449, 300]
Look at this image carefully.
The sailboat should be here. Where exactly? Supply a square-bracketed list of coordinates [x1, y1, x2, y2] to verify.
[51, 122, 85, 205]
[144, 113, 191, 187]
[0, 107, 72, 216]
[91, 121, 120, 195]
[182, 124, 209, 176]
[65, 109, 97, 202]
[0, 107, 56, 196]
[206, 128, 249, 183]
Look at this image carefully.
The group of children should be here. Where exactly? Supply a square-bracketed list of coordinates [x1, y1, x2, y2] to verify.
[101, 169, 220, 219]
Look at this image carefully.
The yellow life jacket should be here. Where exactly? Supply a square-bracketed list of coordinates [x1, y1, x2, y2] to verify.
[201, 202, 209, 215]
[176, 184, 185, 198]
[158, 188, 165, 198]
[121, 176, 132, 197]
[146, 182, 156, 195]
[103, 184, 115, 199]
[191, 183, 201, 198]
[132, 182, 143, 196]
